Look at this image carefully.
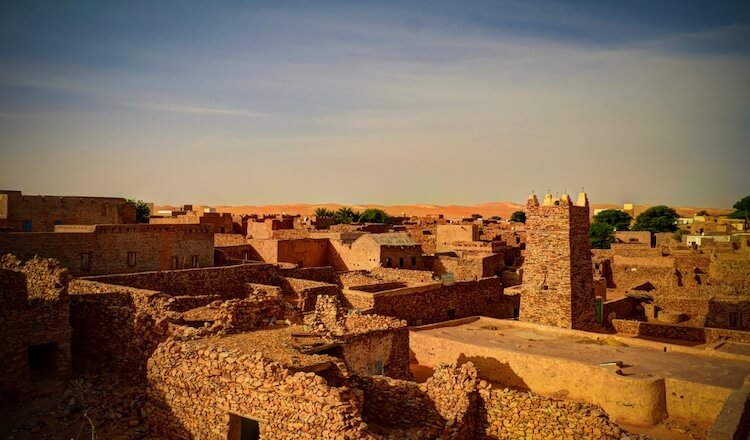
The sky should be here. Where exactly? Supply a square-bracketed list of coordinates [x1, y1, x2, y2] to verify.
[0, 1, 749, 208]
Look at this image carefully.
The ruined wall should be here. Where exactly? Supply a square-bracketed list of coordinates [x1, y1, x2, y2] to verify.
[369, 278, 517, 326]
[432, 254, 503, 281]
[279, 277, 340, 312]
[0, 256, 71, 401]
[356, 363, 479, 440]
[340, 314, 411, 380]
[710, 254, 750, 289]
[68, 280, 170, 377]
[146, 340, 371, 440]
[80, 263, 278, 296]
[519, 193, 596, 329]
[478, 387, 630, 439]
[0, 190, 135, 232]
[0, 224, 215, 276]
[612, 319, 750, 344]
[601, 296, 638, 324]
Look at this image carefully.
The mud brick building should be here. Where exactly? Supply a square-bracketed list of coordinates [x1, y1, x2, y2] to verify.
[150, 210, 234, 234]
[0, 223, 214, 276]
[0, 255, 71, 402]
[516, 192, 596, 329]
[0, 190, 135, 232]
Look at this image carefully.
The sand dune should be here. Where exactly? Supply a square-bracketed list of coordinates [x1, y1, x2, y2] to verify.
[156, 201, 732, 220]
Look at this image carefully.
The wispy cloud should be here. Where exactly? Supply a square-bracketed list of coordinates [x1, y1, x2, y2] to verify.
[141, 103, 266, 118]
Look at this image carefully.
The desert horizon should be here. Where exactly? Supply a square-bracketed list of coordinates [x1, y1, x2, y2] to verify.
[154, 200, 734, 219]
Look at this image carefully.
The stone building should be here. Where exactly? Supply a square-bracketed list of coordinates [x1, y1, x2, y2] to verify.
[327, 232, 425, 271]
[0, 255, 71, 402]
[0, 190, 136, 232]
[515, 192, 597, 329]
[0, 223, 214, 276]
[150, 210, 234, 234]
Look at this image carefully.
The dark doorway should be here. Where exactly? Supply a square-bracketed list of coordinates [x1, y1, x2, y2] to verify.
[447, 309, 456, 320]
[28, 343, 57, 381]
[229, 414, 260, 440]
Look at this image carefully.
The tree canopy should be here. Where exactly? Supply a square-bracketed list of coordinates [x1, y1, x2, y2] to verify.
[592, 209, 632, 231]
[589, 221, 615, 249]
[334, 207, 358, 224]
[358, 208, 389, 223]
[633, 205, 678, 233]
[510, 211, 526, 223]
[314, 207, 334, 218]
[126, 199, 150, 223]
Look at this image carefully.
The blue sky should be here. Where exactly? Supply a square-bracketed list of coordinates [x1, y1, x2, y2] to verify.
[1, 1, 748, 207]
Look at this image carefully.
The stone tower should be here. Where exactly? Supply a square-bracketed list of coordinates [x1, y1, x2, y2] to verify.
[519, 191, 596, 329]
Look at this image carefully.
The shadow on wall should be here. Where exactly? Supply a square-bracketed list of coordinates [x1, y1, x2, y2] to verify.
[457, 353, 529, 391]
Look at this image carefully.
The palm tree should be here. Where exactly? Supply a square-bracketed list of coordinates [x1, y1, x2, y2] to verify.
[314, 207, 334, 218]
[335, 207, 356, 224]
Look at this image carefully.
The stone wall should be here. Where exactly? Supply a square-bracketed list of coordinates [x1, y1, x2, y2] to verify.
[80, 263, 277, 296]
[478, 387, 630, 439]
[432, 253, 503, 281]
[612, 319, 750, 344]
[366, 278, 517, 326]
[146, 339, 371, 439]
[0, 255, 72, 401]
[0, 224, 215, 276]
[710, 253, 750, 289]
[0, 190, 135, 232]
[280, 277, 341, 312]
[601, 296, 638, 324]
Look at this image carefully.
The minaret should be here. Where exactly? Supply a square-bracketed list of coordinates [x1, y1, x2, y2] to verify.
[519, 190, 596, 329]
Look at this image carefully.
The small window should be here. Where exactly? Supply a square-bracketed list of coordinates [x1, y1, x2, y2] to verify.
[729, 311, 741, 329]
[447, 309, 456, 319]
[190, 255, 199, 268]
[170, 256, 180, 270]
[411, 256, 417, 267]
[372, 360, 383, 375]
[54, 219, 63, 226]
[28, 343, 57, 381]
[399, 257, 405, 268]
[220, 226, 225, 233]
[127, 252, 137, 267]
[22, 219, 32, 232]
[80, 253, 91, 272]
[385, 258, 392, 268]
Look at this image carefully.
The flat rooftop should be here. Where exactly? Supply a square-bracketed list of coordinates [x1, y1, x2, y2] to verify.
[202, 325, 339, 372]
[412, 317, 750, 389]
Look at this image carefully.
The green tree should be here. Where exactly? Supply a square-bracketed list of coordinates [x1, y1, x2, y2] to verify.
[126, 199, 150, 223]
[334, 207, 356, 224]
[729, 195, 750, 228]
[633, 205, 679, 233]
[471, 213, 482, 219]
[590, 222, 615, 249]
[510, 211, 526, 223]
[592, 209, 632, 231]
[491, 216, 501, 221]
[358, 208, 390, 223]
[695, 210, 709, 216]
[314, 207, 334, 218]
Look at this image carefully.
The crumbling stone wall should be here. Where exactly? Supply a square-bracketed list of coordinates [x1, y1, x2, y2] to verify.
[1, 255, 72, 401]
[280, 277, 340, 312]
[83, 262, 277, 296]
[710, 254, 750, 290]
[478, 387, 631, 439]
[356, 363, 479, 440]
[612, 319, 750, 343]
[146, 339, 371, 439]
[368, 278, 517, 326]
[432, 253, 503, 281]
